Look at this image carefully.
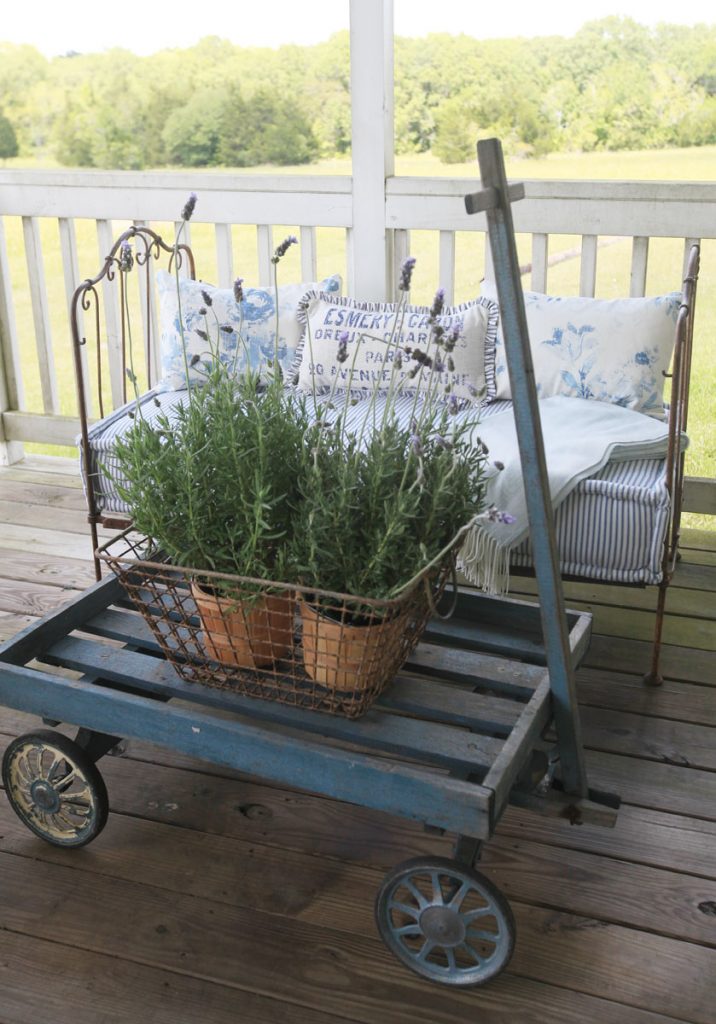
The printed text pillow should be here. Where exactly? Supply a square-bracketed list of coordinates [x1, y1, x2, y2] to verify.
[157, 270, 342, 390]
[482, 281, 680, 417]
[295, 292, 498, 403]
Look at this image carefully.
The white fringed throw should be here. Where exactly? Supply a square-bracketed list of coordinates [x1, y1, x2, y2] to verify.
[459, 395, 681, 594]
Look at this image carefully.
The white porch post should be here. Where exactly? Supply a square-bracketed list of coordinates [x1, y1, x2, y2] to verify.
[348, 0, 395, 300]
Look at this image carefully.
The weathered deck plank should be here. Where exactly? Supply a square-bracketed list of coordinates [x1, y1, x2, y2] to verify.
[0, 548, 95, 590]
[499, 804, 716, 879]
[0, 576, 83, 617]
[0, 477, 88, 509]
[4, 851, 700, 1024]
[576, 667, 716, 725]
[0, 457, 713, 1024]
[0, 931, 352, 1024]
[0, 496, 114, 536]
[584, 634, 716, 685]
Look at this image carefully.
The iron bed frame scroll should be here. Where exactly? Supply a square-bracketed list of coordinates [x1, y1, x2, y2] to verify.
[0, 139, 619, 990]
[70, 225, 196, 574]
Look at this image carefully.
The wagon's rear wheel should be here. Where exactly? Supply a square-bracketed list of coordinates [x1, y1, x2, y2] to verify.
[1, 730, 109, 848]
[375, 856, 515, 986]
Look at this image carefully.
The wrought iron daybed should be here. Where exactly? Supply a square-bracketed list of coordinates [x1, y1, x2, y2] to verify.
[70, 212, 700, 689]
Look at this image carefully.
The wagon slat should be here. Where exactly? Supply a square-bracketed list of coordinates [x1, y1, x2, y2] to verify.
[0, 661, 494, 837]
[41, 636, 506, 774]
[0, 575, 122, 665]
[81, 608, 525, 735]
[83, 605, 547, 702]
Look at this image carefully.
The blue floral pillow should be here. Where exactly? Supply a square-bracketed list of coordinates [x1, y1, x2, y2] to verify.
[482, 282, 681, 418]
[157, 270, 341, 390]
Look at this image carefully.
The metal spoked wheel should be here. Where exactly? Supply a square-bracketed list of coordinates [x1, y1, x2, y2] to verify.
[375, 856, 516, 987]
[1, 730, 109, 848]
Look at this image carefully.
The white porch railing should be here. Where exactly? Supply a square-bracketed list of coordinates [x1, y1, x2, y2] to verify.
[0, 168, 715, 460]
[0, 0, 715, 464]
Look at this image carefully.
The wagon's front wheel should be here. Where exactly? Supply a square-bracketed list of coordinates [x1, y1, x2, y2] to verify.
[1, 730, 109, 848]
[375, 856, 515, 986]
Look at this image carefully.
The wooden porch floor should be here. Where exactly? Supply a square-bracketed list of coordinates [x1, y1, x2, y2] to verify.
[0, 456, 714, 1024]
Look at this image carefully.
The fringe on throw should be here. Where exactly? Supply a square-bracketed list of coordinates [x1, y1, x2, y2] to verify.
[457, 522, 512, 596]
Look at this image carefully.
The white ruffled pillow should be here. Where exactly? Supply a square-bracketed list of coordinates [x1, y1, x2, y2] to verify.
[295, 292, 498, 403]
[157, 270, 341, 390]
[483, 281, 680, 418]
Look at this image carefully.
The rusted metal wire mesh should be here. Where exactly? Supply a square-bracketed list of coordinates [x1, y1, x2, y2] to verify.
[98, 530, 455, 717]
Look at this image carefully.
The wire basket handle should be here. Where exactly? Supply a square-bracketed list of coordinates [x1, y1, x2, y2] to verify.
[423, 553, 459, 621]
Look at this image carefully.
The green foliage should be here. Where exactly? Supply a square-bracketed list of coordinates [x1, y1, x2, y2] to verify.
[114, 328, 485, 602]
[0, 113, 19, 160]
[0, 44, 48, 152]
[217, 88, 319, 167]
[292, 410, 485, 602]
[162, 88, 227, 167]
[289, 275, 488, 602]
[432, 98, 474, 163]
[112, 224, 310, 580]
[4, 19, 716, 168]
[110, 217, 488, 602]
[114, 367, 311, 581]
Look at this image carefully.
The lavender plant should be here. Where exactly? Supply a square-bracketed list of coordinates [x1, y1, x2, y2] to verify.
[290, 257, 494, 607]
[110, 197, 309, 588]
[110, 200, 501, 612]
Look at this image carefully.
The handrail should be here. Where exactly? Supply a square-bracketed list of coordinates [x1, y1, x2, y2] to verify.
[0, 168, 714, 460]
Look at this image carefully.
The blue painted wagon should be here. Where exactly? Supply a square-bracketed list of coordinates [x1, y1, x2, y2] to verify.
[0, 140, 620, 988]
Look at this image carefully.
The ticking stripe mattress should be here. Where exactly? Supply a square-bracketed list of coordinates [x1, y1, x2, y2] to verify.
[81, 389, 669, 586]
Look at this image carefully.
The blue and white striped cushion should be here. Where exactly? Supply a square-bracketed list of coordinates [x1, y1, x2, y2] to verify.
[80, 389, 668, 585]
[510, 457, 668, 584]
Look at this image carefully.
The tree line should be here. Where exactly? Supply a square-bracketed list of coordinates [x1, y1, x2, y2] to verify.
[0, 17, 715, 169]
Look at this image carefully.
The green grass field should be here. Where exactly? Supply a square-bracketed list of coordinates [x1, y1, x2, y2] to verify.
[3, 147, 714, 527]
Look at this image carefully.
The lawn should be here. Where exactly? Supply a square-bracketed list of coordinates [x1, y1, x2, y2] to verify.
[3, 147, 714, 528]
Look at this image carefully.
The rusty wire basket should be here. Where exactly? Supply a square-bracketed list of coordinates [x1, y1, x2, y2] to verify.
[97, 529, 458, 717]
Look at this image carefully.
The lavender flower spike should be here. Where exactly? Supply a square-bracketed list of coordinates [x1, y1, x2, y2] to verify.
[399, 256, 416, 292]
[233, 277, 245, 303]
[181, 192, 197, 221]
[118, 240, 133, 272]
[484, 504, 516, 525]
[272, 235, 298, 264]
[200, 289, 213, 308]
[336, 330, 350, 363]
[444, 324, 461, 352]
[429, 287, 445, 321]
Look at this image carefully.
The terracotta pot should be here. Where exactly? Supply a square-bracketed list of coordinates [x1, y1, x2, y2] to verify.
[191, 582, 294, 669]
[300, 598, 407, 692]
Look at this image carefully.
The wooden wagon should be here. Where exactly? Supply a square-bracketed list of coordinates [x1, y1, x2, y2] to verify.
[0, 140, 619, 988]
